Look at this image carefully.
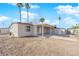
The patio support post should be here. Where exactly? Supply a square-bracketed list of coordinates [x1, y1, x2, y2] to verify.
[42, 23, 44, 38]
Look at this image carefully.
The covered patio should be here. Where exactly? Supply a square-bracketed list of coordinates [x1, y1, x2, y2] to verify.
[37, 24, 56, 35]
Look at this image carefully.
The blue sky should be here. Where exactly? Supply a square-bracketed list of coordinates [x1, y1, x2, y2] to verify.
[0, 3, 79, 28]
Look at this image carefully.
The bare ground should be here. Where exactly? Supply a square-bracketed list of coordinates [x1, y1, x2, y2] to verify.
[0, 34, 79, 56]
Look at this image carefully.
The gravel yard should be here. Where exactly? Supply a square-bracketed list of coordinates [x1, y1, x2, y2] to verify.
[0, 34, 79, 56]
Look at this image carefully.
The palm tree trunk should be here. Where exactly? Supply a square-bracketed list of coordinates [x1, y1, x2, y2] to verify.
[27, 9, 29, 23]
[19, 7, 21, 22]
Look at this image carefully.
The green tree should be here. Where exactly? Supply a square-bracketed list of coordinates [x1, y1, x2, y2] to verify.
[40, 17, 45, 23]
[25, 3, 30, 23]
[58, 16, 61, 27]
[17, 3, 23, 22]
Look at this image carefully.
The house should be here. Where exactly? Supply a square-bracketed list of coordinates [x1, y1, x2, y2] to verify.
[68, 24, 79, 35]
[10, 22, 68, 37]
[54, 28, 67, 35]
[9, 22, 56, 37]
[68, 28, 79, 35]
[0, 28, 9, 34]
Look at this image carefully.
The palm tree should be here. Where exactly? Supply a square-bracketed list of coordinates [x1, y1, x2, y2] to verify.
[25, 3, 30, 23]
[58, 16, 61, 27]
[40, 17, 45, 38]
[17, 3, 23, 22]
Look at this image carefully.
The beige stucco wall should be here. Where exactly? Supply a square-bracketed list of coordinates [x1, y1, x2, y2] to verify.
[18, 24, 33, 37]
[10, 24, 19, 37]
[10, 23, 38, 37]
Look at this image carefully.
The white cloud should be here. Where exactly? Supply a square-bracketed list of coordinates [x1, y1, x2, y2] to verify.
[62, 17, 78, 26]
[11, 11, 39, 23]
[56, 5, 79, 16]
[51, 17, 78, 28]
[55, 4, 79, 28]
[44, 20, 50, 24]
[61, 17, 78, 28]
[23, 4, 40, 9]
[12, 19, 20, 22]
[21, 11, 39, 19]
[13, 19, 27, 23]
[30, 4, 40, 9]
[39, 19, 57, 26]
[8, 3, 17, 6]
[0, 16, 9, 21]
[52, 20, 59, 25]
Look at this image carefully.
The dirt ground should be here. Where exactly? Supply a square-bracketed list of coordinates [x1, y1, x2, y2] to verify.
[0, 34, 79, 56]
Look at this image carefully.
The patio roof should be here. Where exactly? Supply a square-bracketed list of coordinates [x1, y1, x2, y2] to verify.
[37, 24, 56, 28]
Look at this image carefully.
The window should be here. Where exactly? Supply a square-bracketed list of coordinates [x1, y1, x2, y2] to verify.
[25, 26, 31, 31]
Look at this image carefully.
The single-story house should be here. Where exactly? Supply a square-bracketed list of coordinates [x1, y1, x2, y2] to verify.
[68, 28, 79, 35]
[0, 28, 9, 34]
[9, 22, 56, 37]
[54, 28, 67, 35]
[9, 22, 69, 37]
[67, 24, 79, 35]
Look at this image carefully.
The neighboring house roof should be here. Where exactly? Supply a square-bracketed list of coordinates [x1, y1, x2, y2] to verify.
[68, 27, 79, 30]
[0, 28, 9, 29]
[56, 28, 66, 29]
[9, 22, 33, 28]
